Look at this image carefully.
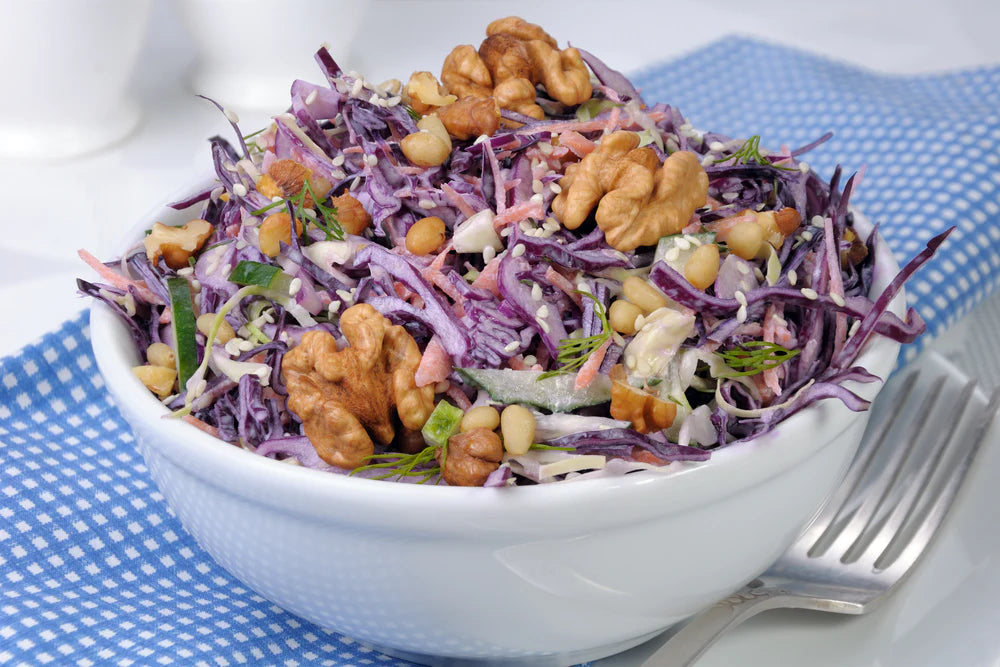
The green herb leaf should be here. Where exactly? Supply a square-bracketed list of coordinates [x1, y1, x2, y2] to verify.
[249, 178, 345, 241]
[528, 443, 573, 451]
[351, 445, 442, 483]
[538, 291, 612, 380]
[712, 135, 797, 172]
[716, 341, 800, 377]
[404, 105, 421, 121]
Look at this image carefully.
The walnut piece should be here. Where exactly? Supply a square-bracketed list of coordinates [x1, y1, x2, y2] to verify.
[608, 365, 677, 434]
[257, 158, 332, 208]
[486, 16, 557, 47]
[524, 40, 592, 107]
[439, 428, 503, 486]
[438, 17, 589, 125]
[281, 304, 434, 469]
[144, 218, 214, 270]
[551, 131, 709, 251]
[330, 193, 371, 235]
[436, 96, 500, 140]
[441, 44, 493, 100]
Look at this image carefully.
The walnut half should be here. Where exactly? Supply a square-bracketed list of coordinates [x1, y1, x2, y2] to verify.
[281, 304, 435, 469]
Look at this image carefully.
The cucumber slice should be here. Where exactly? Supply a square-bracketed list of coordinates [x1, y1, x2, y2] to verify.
[653, 232, 716, 272]
[456, 368, 611, 413]
[421, 400, 464, 451]
[166, 276, 199, 390]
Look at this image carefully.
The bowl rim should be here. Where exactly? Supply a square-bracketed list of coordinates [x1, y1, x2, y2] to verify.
[88, 178, 904, 536]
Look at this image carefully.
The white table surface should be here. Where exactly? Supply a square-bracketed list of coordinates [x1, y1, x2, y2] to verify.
[2, 2, 999, 665]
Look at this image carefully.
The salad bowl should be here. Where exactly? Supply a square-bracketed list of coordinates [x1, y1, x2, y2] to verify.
[90, 186, 905, 665]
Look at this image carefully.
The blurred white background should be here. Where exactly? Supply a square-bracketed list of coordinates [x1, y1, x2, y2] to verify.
[1, 0, 997, 356]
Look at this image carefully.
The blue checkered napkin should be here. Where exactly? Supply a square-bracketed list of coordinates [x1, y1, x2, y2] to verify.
[3, 39, 1000, 667]
[631, 37, 1000, 363]
[0, 314, 416, 666]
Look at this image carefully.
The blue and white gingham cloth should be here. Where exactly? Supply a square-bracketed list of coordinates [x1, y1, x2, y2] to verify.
[2, 37, 999, 666]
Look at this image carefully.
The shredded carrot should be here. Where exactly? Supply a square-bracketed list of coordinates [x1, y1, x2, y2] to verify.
[574, 338, 611, 390]
[414, 335, 453, 388]
[493, 200, 545, 231]
[631, 448, 669, 466]
[516, 111, 669, 137]
[182, 415, 221, 438]
[441, 183, 477, 218]
[507, 355, 527, 370]
[429, 240, 454, 272]
[544, 267, 583, 308]
[445, 385, 473, 410]
[78, 249, 164, 305]
[557, 130, 596, 157]
[471, 258, 502, 297]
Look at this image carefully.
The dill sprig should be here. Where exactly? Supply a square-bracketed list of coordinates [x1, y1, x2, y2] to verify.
[250, 179, 345, 240]
[404, 104, 421, 121]
[717, 341, 801, 377]
[538, 292, 612, 380]
[350, 444, 443, 483]
[712, 135, 797, 172]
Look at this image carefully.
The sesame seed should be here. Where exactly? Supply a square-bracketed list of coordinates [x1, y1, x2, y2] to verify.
[831, 293, 846, 307]
[536, 318, 550, 334]
[236, 239, 247, 250]
[626, 355, 637, 370]
[530, 194, 544, 205]
[418, 199, 436, 210]
[811, 215, 825, 227]
[232, 183, 247, 197]
[177, 267, 194, 277]
[537, 305, 549, 319]
[288, 278, 302, 296]
[701, 154, 715, 167]
[801, 230, 814, 242]
[753, 267, 765, 281]
[512, 244, 526, 258]
[483, 246, 496, 263]
[368, 93, 381, 106]
[503, 341, 519, 353]
[386, 96, 401, 107]
[800, 288, 819, 300]
[532, 179, 544, 194]
[519, 220, 533, 232]
[523, 355, 537, 366]
[736, 262, 751, 275]
[799, 162, 810, 174]
[210, 186, 224, 200]
[709, 141, 725, 152]
[576, 281, 590, 294]
[305, 90, 318, 105]
[736, 305, 748, 323]
[722, 192, 739, 201]
[675, 238, 691, 251]
[665, 247, 681, 262]
[611, 332, 626, 347]
[224, 338, 243, 356]
[500, 227, 512, 237]
[351, 79, 364, 97]
[634, 314, 646, 330]
[787, 269, 798, 285]
[531, 283, 543, 301]
[336, 288, 353, 303]
[332, 155, 346, 167]
[849, 319, 862, 337]
[224, 108, 239, 124]
[686, 234, 703, 246]
[549, 182, 562, 195]
[270, 195, 284, 203]
[350, 176, 361, 190]
[331, 169, 346, 180]
[734, 290, 747, 306]
[365, 154, 378, 167]
[328, 301, 341, 315]
[474, 134, 489, 145]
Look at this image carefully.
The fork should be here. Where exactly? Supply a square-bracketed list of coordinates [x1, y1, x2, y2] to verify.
[620, 362, 1000, 667]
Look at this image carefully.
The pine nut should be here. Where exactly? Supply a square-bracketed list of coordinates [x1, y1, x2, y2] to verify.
[500, 405, 535, 456]
[609, 299, 643, 335]
[132, 365, 177, 398]
[197, 313, 236, 344]
[725, 221, 764, 260]
[146, 342, 176, 369]
[684, 243, 721, 290]
[405, 216, 446, 255]
[622, 276, 668, 314]
[460, 406, 501, 433]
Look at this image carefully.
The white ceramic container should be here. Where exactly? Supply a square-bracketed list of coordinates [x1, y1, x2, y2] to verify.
[90, 188, 904, 665]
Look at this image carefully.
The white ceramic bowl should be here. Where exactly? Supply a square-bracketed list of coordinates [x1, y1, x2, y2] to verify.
[90, 189, 904, 665]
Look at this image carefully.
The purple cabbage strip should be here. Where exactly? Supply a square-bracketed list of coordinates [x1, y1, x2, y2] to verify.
[546, 428, 710, 462]
[575, 47, 644, 105]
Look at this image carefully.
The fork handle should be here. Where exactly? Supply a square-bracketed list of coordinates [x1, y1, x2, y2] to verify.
[639, 583, 794, 666]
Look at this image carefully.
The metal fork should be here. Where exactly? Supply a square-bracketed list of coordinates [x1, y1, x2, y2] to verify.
[614, 357, 1000, 667]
